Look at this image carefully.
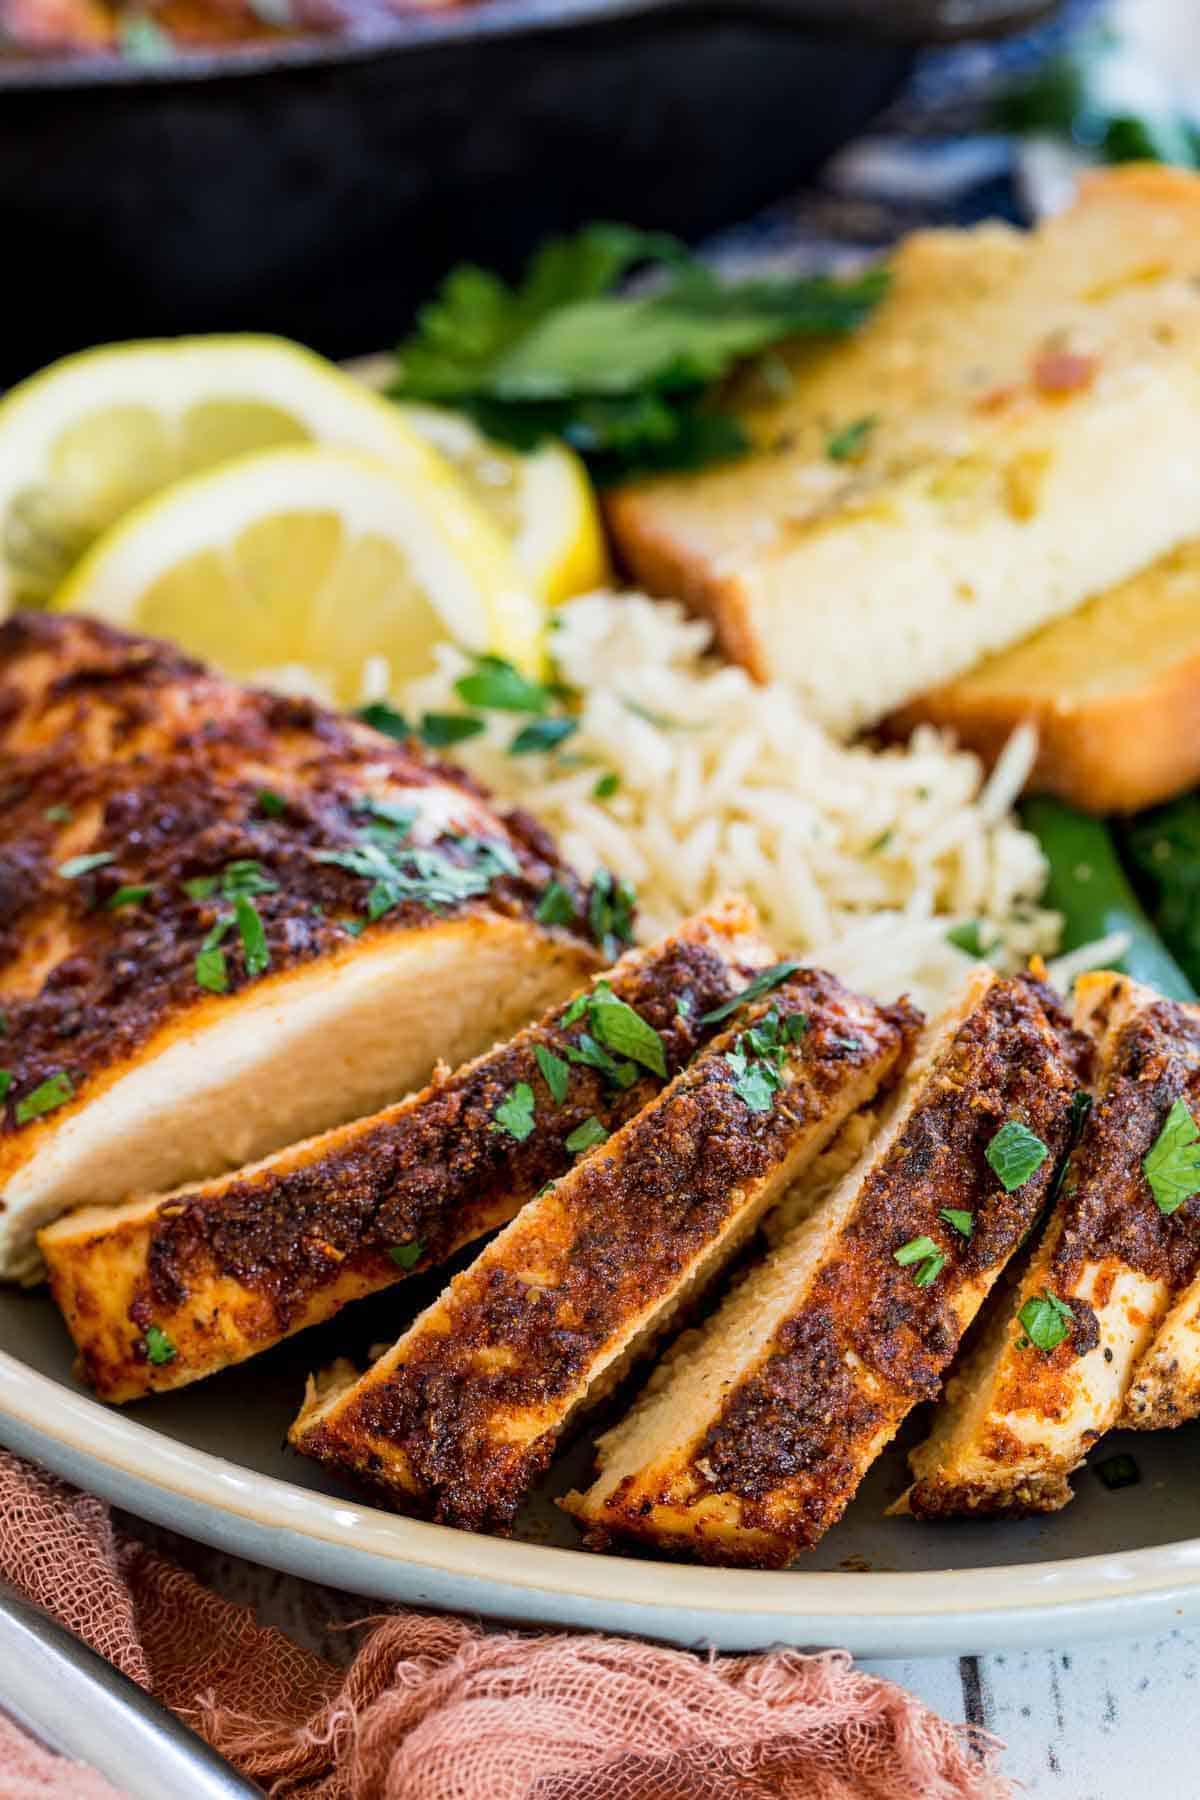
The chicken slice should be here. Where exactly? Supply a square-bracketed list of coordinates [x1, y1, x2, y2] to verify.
[564, 970, 1087, 1567]
[290, 969, 920, 1533]
[0, 612, 601, 1280]
[1123, 1278, 1200, 1430]
[40, 900, 772, 1402]
[899, 973, 1200, 1518]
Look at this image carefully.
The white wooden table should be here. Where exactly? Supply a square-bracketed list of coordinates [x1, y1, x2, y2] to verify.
[130, 1520, 1191, 1800]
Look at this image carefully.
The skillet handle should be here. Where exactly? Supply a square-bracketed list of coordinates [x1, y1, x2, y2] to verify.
[0, 1578, 261, 1800]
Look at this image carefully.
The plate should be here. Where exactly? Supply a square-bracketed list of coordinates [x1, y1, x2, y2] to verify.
[1, 1271, 1199, 1658]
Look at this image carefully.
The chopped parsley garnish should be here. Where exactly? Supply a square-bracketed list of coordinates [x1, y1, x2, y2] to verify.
[586, 868, 636, 958]
[389, 1240, 425, 1270]
[893, 1235, 947, 1287]
[986, 1120, 1049, 1192]
[509, 717, 578, 757]
[867, 829, 892, 854]
[315, 807, 519, 919]
[58, 851, 114, 880]
[491, 1081, 536, 1141]
[939, 1208, 974, 1238]
[144, 1325, 176, 1366]
[676, 994, 693, 1019]
[1143, 1097, 1200, 1216]
[185, 860, 278, 903]
[106, 885, 151, 911]
[183, 875, 219, 901]
[535, 880, 576, 927]
[1048, 1090, 1092, 1204]
[1094, 1452, 1141, 1491]
[195, 916, 233, 994]
[566, 1115, 608, 1153]
[43, 804, 73, 824]
[257, 789, 287, 817]
[592, 771, 620, 800]
[1016, 1290, 1074, 1353]
[946, 920, 990, 958]
[390, 222, 888, 484]
[15, 1071, 74, 1124]
[357, 701, 412, 741]
[339, 917, 366, 937]
[699, 960, 802, 1026]
[454, 654, 552, 714]
[534, 1043, 570, 1104]
[725, 1006, 806, 1113]
[564, 1034, 638, 1090]
[0, 1013, 8, 1036]
[0, 1072, 11, 1101]
[586, 981, 666, 1077]
[234, 894, 270, 979]
[418, 712, 487, 748]
[826, 414, 877, 462]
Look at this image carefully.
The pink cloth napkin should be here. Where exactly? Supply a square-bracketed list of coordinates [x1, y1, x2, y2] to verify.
[0, 1447, 1012, 1799]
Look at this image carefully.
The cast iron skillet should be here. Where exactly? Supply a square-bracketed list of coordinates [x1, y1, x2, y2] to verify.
[1, 0, 1050, 383]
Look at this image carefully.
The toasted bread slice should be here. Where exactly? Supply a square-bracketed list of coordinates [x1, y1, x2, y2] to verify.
[290, 970, 919, 1533]
[0, 613, 599, 1281]
[39, 902, 771, 1403]
[608, 167, 1200, 735]
[899, 973, 1200, 1519]
[565, 971, 1087, 1567]
[888, 537, 1200, 814]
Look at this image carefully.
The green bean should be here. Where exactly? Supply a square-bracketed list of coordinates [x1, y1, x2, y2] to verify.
[1022, 796, 1195, 1001]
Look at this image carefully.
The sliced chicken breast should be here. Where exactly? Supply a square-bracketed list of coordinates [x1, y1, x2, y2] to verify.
[0, 613, 600, 1279]
[899, 973, 1200, 1518]
[40, 900, 772, 1402]
[290, 969, 920, 1533]
[1123, 1277, 1200, 1430]
[564, 971, 1086, 1567]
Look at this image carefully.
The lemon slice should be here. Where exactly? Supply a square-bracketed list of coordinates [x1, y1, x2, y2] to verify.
[0, 335, 462, 610]
[52, 445, 544, 700]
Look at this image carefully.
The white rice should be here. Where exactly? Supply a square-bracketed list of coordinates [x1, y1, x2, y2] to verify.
[394, 592, 1060, 1015]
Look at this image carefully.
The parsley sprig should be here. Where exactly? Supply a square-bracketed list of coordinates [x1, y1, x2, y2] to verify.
[986, 1120, 1049, 1193]
[561, 981, 666, 1085]
[725, 1006, 807, 1113]
[893, 1235, 947, 1289]
[315, 803, 520, 921]
[390, 222, 888, 484]
[1016, 1289, 1074, 1353]
[1143, 1097, 1200, 1216]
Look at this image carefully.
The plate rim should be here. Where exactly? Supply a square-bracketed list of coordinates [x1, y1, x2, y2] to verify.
[2, 1347, 1199, 1656]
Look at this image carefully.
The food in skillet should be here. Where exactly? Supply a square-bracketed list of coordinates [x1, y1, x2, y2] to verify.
[565, 970, 1087, 1565]
[0, 611, 598, 1281]
[291, 968, 918, 1531]
[898, 974, 1200, 1516]
[40, 901, 771, 1401]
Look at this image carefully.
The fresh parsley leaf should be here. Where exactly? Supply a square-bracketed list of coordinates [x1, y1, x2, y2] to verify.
[339, 917, 366, 937]
[183, 875, 219, 901]
[727, 1054, 779, 1113]
[945, 920, 990, 958]
[560, 992, 590, 1028]
[534, 1043, 570, 1105]
[1048, 1090, 1093, 1204]
[390, 223, 888, 483]
[357, 701, 412, 741]
[491, 1081, 536, 1141]
[234, 894, 270, 980]
[564, 1034, 638, 1090]
[58, 851, 114, 880]
[0, 1013, 8, 1036]
[1094, 1452, 1141, 1491]
[586, 868, 636, 959]
[535, 880, 576, 927]
[257, 789, 287, 817]
[0, 1071, 11, 1101]
[43, 804, 72, 824]
[939, 1208, 974, 1238]
[826, 415, 877, 462]
[454, 654, 551, 714]
[15, 1071, 73, 1124]
[986, 1120, 1049, 1192]
[893, 1235, 946, 1287]
[315, 828, 518, 918]
[592, 771, 620, 800]
[107, 885, 151, 911]
[389, 1240, 425, 1270]
[1143, 1097, 1200, 1216]
[566, 1115, 608, 1153]
[699, 960, 801, 1025]
[143, 1324, 176, 1365]
[1016, 1289, 1074, 1353]
[419, 712, 487, 748]
[195, 915, 233, 994]
[586, 981, 666, 1077]
[509, 716, 578, 756]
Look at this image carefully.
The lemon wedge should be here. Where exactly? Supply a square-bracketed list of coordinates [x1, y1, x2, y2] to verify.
[52, 445, 544, 701]
[0, 335, 464, 610]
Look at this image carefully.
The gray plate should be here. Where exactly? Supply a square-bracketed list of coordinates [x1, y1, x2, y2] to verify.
[1, 1269, 1199, 1657]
